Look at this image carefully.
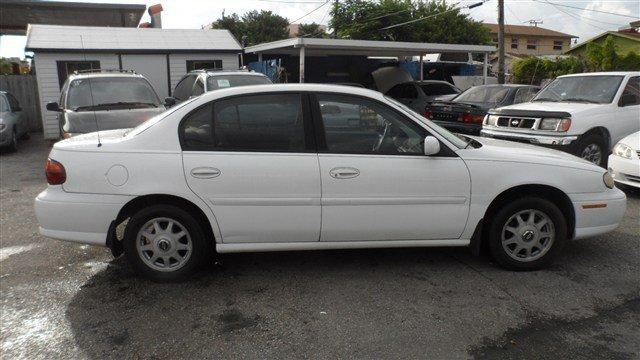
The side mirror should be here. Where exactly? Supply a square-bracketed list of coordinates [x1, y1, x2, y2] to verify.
[46, 102, 62, 112]
[423, 136, 440, 156]
[619, 93, 638, 107]
[164, 97, 177, 107]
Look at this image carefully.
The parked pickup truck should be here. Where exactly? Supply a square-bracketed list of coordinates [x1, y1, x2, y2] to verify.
[481, 72, 640, 167]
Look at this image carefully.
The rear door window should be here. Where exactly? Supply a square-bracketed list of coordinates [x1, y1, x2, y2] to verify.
[180, 94, 307, 152]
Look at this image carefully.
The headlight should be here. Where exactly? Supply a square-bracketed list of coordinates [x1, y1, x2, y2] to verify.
[484, 114, 499, 126]
[603, 172, 615, 189]
[613, 143, 633, 159]
[539, 118, 571, 132]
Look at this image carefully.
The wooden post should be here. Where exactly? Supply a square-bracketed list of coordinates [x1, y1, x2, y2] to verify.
[299, 46, 305, 83]
[497, 0, 505, 84]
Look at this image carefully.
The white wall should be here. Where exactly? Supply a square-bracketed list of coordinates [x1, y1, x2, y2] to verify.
[168, 53, 239, 93]
[121, 54, 170, 98]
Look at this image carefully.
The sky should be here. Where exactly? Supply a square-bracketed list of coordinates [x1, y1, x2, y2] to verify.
[1, 0, 639, 58]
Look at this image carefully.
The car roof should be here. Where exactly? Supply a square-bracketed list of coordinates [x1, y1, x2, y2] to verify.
[193, 83, 386, 102]
[190, 70, 268, 77]
[558, 71, 640, 78]
[68, 72, 146, 80]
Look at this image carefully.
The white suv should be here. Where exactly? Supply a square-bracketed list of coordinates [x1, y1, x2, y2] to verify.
[35, 84, 626, 280]
[482, 72, 640, 167]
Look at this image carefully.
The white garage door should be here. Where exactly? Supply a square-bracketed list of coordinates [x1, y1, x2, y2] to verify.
[121, 54, 169, 99]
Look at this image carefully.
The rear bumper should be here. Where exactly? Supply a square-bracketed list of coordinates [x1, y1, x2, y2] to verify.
[570, 189, 627, 239]
[608, 154, 640, 189]
[35, 186, 132, 246]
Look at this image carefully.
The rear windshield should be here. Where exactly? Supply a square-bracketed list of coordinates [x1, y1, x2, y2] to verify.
[66, 77, 161, 110]
[454, 86, 509, 104]
[206, 75, 271, 90]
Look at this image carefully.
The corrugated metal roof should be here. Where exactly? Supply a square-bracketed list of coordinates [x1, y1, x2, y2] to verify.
[26, 25, 242, 52]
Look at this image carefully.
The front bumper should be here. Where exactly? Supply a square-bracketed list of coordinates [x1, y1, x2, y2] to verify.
[570, 188, 627, 239]
[481, 128, 578, 146]
[608, 154, 640, 189]
[35, 186, 132, 246]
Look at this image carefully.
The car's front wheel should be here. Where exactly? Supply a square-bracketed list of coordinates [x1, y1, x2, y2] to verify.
[575, 134, 606, 167]
[123, 204, 209, 281]
[488, 197, 567, 270]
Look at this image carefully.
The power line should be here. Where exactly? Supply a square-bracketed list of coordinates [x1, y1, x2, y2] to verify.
[532, 0, 637, 19]
[539, 0, 610, 32]
[380, 1, 486, 31]
[505, 3, 522, 23]
[291, 0, 330, 23]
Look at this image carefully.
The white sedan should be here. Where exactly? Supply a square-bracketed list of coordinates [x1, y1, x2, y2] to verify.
[609, 131, 640, 189]
[35, 84, 627, 281]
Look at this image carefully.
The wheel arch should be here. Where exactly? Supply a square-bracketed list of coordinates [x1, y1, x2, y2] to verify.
[107, 194, 216, 256]
[581, 126, 611, 151]
[473, 184, 575, 255]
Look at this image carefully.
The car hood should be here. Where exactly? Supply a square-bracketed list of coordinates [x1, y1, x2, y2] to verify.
[63, 107, 165, 134]
[493, 101, 603, 116]
[459, 135, 602, 172]
[372, 67, 413, 93]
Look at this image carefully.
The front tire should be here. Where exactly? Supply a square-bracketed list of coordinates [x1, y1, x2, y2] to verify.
[6, 129, 18, 152]
[488, 197, 567, 270]
[575, 134, 606, 167]
[123, 204, 209, 281]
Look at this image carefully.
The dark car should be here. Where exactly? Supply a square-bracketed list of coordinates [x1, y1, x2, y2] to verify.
[424, 84, 540, 135]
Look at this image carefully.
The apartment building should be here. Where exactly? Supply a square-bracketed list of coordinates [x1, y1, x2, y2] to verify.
[484, 23, 577, 56]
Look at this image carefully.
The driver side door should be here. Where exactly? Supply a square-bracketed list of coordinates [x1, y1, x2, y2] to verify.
[313, 93, 471, 242]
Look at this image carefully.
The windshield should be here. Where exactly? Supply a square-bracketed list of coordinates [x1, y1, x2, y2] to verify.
[66, 77, 161, 110]
[454, 86, 509, 104]
[533, 75, 623, 104]
[206, 75, 271, 90]
[384, 95, 469, 149]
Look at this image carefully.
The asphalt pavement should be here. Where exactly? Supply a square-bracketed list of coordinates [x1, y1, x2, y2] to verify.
[1, 134, 638, 359]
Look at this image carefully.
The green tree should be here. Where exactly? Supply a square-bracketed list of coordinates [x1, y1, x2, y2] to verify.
[329, 0, 490, 44]
[0, 58, 12, 75]
[210, 10, 289, 46]
[211, 13, 244, 45]
[296, 23, 328, 38]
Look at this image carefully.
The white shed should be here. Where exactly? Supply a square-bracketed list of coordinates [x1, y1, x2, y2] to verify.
[25, 24, 242, 139]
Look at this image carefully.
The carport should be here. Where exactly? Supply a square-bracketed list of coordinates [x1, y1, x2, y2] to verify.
[244, 38, 495, 84]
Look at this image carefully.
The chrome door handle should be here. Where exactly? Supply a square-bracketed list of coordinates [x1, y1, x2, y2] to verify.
[329, 167, 360, 179]
[190, 167, 221, 179]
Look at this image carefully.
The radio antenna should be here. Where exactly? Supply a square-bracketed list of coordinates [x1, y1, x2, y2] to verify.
[79, 35, 102, 147]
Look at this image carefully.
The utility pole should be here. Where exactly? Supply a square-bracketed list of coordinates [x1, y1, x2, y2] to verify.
[497, 0, 505, 84]
[332, 0, 338, 38]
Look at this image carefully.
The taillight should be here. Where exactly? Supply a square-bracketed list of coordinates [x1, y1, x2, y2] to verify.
[459, 112, 484, 124]
[423, 110, 433, 119]
[45, 158, 66, 185]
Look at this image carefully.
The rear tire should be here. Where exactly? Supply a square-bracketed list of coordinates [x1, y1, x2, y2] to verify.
[488, 197, 567, 271]
[575, 134, 606, 167]
[123, 204, 209, 281]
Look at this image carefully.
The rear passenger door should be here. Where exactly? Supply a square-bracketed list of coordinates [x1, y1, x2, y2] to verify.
[181, 93, 321, 243]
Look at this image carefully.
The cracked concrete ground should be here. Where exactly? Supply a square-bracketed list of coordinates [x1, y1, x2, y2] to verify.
[1, 134, 639, 359]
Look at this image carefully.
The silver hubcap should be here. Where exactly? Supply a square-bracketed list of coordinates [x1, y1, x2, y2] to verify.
[136, 217, 192, 272]
[501, 209, 555, 262]
[581, 143, 602, 165]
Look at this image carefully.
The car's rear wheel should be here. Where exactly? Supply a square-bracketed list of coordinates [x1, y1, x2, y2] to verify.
[488, 197, 567, 270]
[123, 204, 209, 281]
[575, 134, 606, 167]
